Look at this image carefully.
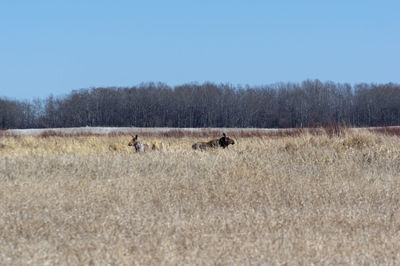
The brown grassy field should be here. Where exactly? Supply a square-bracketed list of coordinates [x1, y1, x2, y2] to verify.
[1, 128, 400, 264]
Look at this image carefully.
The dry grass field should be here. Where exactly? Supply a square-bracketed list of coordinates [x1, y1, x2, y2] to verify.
[1, 128, 400, 264]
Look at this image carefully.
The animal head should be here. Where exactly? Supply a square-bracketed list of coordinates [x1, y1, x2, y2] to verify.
[219, 132, 235, 148]
[128, 135, 138, 146]
[128, 135, 148, 152]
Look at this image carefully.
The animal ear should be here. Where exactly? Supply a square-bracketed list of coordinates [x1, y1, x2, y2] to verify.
[134, 135, 138, 140]
[223, 132, 226, 137]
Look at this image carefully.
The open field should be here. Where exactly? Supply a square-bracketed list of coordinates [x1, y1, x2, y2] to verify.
[1, 128, 400, 264]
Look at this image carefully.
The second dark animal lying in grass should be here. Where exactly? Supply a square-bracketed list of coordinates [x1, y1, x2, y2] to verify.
[192, 133, 235, 151]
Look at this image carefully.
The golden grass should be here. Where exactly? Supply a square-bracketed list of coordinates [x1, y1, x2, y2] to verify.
[1, 129, 400, 264]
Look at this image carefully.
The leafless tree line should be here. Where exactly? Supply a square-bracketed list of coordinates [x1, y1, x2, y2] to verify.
[1, 80, 399, 129]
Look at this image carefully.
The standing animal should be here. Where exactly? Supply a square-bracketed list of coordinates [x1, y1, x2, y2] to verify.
[128, 135, 149, 152]
[192, 133, 235, 150]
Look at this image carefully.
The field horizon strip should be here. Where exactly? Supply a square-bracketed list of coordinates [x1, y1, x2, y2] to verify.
[3, 125, 400, 138]
[1, 128, 400, 264]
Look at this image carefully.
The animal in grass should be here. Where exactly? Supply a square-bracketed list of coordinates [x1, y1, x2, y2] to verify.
[128, 135, 149, 152]
[192, 133, 235, 150]
[128, 135, 162, 152]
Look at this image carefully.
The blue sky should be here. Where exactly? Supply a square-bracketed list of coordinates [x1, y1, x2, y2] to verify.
[1, 0, 399, 100]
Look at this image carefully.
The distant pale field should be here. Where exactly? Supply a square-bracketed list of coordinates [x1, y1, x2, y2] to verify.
[1, 129, 400, 264]
[3, 126, 281, 136]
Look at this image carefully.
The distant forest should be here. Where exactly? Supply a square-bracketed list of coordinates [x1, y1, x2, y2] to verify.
[1, 80, 400, 129]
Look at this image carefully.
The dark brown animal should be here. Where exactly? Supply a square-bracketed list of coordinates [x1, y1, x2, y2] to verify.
[192, 133, 235, 150]
[219, 132, 235, 148]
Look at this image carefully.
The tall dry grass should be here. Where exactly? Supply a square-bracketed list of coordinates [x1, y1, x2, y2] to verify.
[1, 129, 400, 264]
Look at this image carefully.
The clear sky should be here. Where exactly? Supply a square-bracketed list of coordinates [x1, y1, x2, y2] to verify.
[1, 0, 399, 100]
